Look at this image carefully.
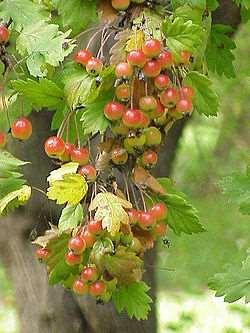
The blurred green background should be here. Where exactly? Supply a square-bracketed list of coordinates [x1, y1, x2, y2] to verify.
[1, 21, 250, 333]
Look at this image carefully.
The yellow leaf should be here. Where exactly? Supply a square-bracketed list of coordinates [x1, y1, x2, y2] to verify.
[47, 174, 88, 205]
[125, 31, 145, 52]
[89, 192, 132, 236]
[47, 162, 79, 183]
[0, 185, 31, 215]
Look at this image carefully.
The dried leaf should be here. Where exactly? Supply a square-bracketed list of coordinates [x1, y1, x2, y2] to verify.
[95, 152, 111, 171]
[89, 192, 132, 236]
[98, 0, 117, 23]
[132, 167, 166, 195]
[32, 224, 59, 248]
[110, 29, 131, 65]
[132, 227, 154, 251]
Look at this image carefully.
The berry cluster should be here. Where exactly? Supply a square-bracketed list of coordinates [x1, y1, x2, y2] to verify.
[36, 202, 168, 299]
[102, 39, 193, 169]
[44, 136, 97, 182]
[74, 49, 103, 76]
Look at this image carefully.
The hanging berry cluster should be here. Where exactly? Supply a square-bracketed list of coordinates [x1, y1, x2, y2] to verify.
[33, 14, 195, 312]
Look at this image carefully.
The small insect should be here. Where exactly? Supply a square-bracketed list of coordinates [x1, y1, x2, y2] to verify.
[163, 238, 171, 248]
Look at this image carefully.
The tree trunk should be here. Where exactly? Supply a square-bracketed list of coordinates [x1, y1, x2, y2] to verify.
[0, 2, 241, 332]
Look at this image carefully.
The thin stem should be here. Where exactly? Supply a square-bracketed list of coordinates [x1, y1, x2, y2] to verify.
[123, 172, 130, 202]
[137, 186, 146, 211]
[130, 75, 135, 109]
[86, 29, 103, 50]
[32, 186, 47, 196]
[74, 113, 81, 148]
[57, 109, 74, 138]
[129, 180, 139, 210]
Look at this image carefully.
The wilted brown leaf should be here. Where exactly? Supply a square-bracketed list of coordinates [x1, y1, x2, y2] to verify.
[132, 227, 155, 251]
[132, 167, 166, 195]
[98, 0, 117, 23]
[110, 29, 131, 65]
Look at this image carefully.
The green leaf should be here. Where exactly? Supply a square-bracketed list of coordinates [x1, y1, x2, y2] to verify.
[219, 165, 250, 215]
[0, 151, 30, 213]
[183, 71, 219, 116]
[103, 246, 144, 284]
[206, 0, 219, 11]
[209, 254, 250, 303]
[0, 0, 48, 32]
[81, 91, 112, 135]
[58, 204, 84, 233]
[51, 0, 98, 36]
[234, 0, 250, 9]
[206, 24, 236, 78]
[174, 4, 204, 24]
[16, 21, 75, 77]
[112, 281, 152, 320]
[0, 185, 31, 215]
[89, 192, 132, 236]
[40, 230, 80, 285]
[63, 69, 96, 109]
[162, 17, 203, 59]
[171, 0, 206, 10]
[155, 178, 205, 235]
[12, 79, 64, 110]
[47, 174, 88, 205]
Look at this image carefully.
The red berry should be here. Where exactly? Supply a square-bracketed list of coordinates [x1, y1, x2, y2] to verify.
[139, 96, 157, 112]
[0, 24, 9, 44]
[158, 51, 173, 68]
[142, 39, 161, 58]
[86, 58, 103, 75]
[127, 50, 147, 68]
[104, 102, 124, 121]
[81, 229, 96, 248]
[154, 74, 170, 90]
[115, 62, 133, 78]
[176, 99, 193, 113]
[143, 60, 161, 78]
[44, 136, 65, 158]
[115, 84, 131, 101]
[65, 251, 82, 266]
[122, 109, 143, 128]
[74, 49, 93, 66]
[180, 86, 195, 100]
[68, 236, 86, 254]
[138, 212, 156, 228]
[73, 279, 89, 295]
[112, 0, 130, 10]
[153, 222, 167, 237]
[36, 247, 50, 260]
[87, 220, 102, 234]
[149, 202, 167, 221]
[81, 266, 98, 282]
[60, 143, 75, 161]
[89, 281, 106, 297]
[142, 150, 158, 166]
[0, 132, 6, 148]
[111, 146, 128, 165]
[11, 117, 32, 140]
[180, 50, 191, 64]
[128, 209, 140, 224]
[160, 87, 180, 107]
[78, 165, 97, 182]
[71, 147, 89, 165]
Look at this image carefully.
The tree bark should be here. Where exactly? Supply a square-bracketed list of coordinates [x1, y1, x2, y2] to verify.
[0, 2, 241, 333]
